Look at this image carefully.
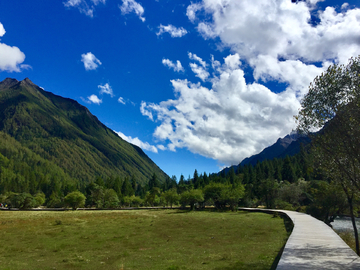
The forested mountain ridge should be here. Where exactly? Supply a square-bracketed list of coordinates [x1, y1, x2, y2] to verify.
[240, 132, 310, 167]
[0, 78, 167, 191]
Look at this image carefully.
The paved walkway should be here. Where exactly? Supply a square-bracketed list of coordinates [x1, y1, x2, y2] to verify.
[240, 208, 360, 269]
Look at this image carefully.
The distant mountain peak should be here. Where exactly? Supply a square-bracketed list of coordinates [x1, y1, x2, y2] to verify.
[20, 78, 36, 87]
[0, 78, 19, 90]
[239, 131, 310, 167]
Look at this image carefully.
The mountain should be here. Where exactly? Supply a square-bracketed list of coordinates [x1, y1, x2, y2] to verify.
[0, 78, 167, 189]
[239, 132, 310, 167]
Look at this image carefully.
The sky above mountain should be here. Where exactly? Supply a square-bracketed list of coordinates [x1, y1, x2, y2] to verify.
[0, 0, 360, 179]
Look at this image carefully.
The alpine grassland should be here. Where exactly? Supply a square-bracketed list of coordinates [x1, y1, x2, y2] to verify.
[0, 209, 289, 270]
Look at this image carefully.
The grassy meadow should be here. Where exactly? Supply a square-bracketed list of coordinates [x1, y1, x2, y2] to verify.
[0, 209, 290, 270]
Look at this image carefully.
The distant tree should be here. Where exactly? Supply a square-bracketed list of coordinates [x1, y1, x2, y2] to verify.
[64, 191, 86, 210]
[162, 189, 179, 208]
[103, 189, 119, 208]
[145, 187, 161, 206]
[281, 156, 297, 183]
[180, 189, 204, 210]
[6, 192, 36, 209]
[193, 169, 199, 188]
[148, 173, 160, 190]
[121, 177, 134, 197]
[34, 192, 46, 207]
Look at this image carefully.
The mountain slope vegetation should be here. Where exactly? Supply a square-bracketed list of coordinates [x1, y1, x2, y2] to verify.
[0, 78, 167, 194]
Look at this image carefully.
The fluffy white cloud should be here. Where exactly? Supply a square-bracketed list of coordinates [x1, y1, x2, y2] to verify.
[162, 59, 184, 72]
[0, 23, 29, 72]
[64, 0, 105, 17]
[118, 97, 126, 104]
[188, 0, 360, 65]
[157, 24, 188, 38]
[81, 52, 102, 70]
[98, 83, 114, 97]
[141, 55, 301, 165]
[115, 131, 158, 153]
[119, 0, 145, 22]
[87, 94, 102, 104]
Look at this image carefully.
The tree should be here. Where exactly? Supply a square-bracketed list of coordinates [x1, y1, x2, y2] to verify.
[148, 173, 160, 190]
[162, 189, 179, 208]
[179, 189, 204, 210]
[103, 189, 119, 208]
[296, 55, 360, 254]
[64, 191, 86, 210]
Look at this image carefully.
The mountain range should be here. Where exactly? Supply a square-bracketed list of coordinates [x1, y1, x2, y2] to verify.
[0, 78, 167, 188]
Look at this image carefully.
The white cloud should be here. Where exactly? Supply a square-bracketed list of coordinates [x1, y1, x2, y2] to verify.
[91, 0, 105, 4]
[186, 3, 202, 23]
[87, 94, 102, 104]
[157, 24, 188, 38]
[140, 101, 153, 121]
[188, 52, 207, 68]
[189, 63, 209, 82]
[81, 52, 102, 70]
[142, 55, 301, 165]
[162, 59, 184, 72]
[98, 83, 114, 97]
[119, 0, 145, 22]
[0, 22, 5, 37]
[64, 0, 105, 17]
[0, 23, 29, 72]
[188, 0, 360, 65]
[115, 131, 158, 153]
[188, 53, 209, 81]
[157, 145, 166, 151]
[118, 97, 126, 104]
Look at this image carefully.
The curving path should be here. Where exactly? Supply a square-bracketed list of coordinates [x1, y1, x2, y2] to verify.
[240, 208, 360, 269]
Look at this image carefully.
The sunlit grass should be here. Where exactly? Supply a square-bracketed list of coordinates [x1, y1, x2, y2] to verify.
[0, 209, 289, 269]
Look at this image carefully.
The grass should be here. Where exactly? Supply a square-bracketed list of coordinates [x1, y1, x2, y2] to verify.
[336, 229, 357, 252]
[0, 209, 289, 270]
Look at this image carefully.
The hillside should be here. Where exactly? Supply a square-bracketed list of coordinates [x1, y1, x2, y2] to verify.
[239, 132, 310, 167]
[0, 78, 167, 192]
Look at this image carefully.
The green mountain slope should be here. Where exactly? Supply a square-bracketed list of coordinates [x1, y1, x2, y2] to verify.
[0, 78, 167, 190]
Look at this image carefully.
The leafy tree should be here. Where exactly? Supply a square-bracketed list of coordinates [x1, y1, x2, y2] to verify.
[34, 192, 46, 207]
[64, 191, 86, 210]
[179, 189, 204, 210]
[162, 189, 179, 208]
[103, 189, 119, 208]
[296, 55, 360, 254]
[145, 187, 161, 206]
[6, 192, 36, 209]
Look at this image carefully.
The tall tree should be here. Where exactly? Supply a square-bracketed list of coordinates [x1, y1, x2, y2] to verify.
[296, 55, 360, 255]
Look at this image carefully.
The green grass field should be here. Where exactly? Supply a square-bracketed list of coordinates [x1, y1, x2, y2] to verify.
[0, 209, 289, 270]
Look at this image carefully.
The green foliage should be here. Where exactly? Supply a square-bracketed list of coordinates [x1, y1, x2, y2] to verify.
[179, 189, 204, 210]
[103, 189, 119, 208]
[0, 78, 168, 195]
[296, 55, 360, 254]
[64, 191, 86, 210]
[162, 189, 179, 208]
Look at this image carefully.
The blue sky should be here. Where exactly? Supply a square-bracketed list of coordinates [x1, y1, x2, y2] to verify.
[0, 0, 360, 180]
